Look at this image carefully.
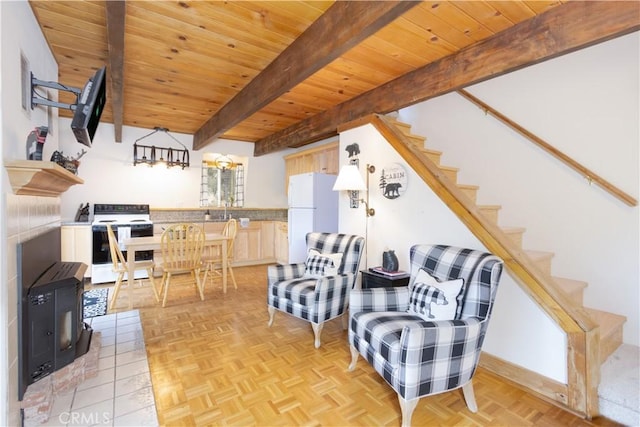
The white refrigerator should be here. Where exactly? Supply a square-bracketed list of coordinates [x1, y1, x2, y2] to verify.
[288, 173, 339, 263]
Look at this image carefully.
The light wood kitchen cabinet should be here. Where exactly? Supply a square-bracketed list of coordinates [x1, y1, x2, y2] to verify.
[203, 220, 276, 266]
[260, 222, 275, 261]
[61, 224, 92, 278]
[274, 222, 288, 264]
[284, 141, 338, 194]
[234, 221, 263, 265]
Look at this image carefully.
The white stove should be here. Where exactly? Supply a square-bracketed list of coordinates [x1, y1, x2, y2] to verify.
[92, 203, 152, 225]
[91, 204, 154, 284]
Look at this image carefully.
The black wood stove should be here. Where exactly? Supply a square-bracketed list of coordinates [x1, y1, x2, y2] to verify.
[17, 228, 92, 400]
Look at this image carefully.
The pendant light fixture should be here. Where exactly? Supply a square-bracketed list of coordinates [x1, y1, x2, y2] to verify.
[133, 127, 190, 169]
[212, 154, 236, 171]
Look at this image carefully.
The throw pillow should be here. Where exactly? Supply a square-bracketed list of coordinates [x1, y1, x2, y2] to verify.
[304, 254, 337, 278]
[307, 248, 342, 275]
[408, 268, 464, 321]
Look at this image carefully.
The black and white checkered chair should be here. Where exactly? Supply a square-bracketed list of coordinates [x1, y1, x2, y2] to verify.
[268, 232, 365, 348]
[349, 244, 503, 427]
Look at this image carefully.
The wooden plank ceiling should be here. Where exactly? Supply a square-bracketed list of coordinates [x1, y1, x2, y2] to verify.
[29, 1, 639, 155]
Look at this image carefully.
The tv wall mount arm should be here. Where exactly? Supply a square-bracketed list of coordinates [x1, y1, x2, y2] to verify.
[30, 72, 81, 111]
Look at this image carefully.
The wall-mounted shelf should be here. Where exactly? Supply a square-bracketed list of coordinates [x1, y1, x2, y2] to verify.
[4, 160, 83, 197]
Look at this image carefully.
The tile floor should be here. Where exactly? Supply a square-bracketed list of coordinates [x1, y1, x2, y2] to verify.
[37, 310, 159, 427]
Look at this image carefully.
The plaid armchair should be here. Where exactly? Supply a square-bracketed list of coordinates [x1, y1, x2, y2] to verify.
[349, 245, 503, 427]
[268, 232, 365, 348]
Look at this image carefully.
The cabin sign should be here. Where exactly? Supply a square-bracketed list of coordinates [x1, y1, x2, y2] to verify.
[379, 163, 407, 200]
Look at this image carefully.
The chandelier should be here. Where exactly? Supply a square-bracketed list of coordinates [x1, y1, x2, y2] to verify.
[211, 154, 236, 170]
[133, 127, 190, 169]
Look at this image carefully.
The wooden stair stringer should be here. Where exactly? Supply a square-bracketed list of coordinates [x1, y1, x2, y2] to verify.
[365, 113, 600, 418]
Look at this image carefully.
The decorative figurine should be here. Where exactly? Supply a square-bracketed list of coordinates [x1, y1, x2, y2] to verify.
[382, 250, 399, 272]
[51, 149, 87, 175]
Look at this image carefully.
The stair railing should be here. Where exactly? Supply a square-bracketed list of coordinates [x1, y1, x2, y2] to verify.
[457, 89, 637, 207]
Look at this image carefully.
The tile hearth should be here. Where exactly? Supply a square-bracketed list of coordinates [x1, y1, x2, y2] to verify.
[31, 310, 158, 427]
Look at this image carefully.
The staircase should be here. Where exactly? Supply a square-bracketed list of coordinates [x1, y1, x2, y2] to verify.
[365, 113, 627, 419]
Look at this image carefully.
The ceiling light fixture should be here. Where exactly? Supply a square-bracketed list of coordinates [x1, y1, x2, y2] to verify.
[133, 127, 190, 169]
[211, 154, 236, 171]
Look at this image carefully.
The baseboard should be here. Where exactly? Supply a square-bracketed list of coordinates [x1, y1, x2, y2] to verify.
[479, 352, 573, 409]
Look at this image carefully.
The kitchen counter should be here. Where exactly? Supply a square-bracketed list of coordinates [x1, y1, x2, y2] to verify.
[150, 207, 287, 224]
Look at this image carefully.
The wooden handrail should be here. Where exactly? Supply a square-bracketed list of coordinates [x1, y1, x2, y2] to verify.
[457, 90, 637, 207]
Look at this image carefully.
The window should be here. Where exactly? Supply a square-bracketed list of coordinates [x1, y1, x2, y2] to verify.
[200, 154, 246, 207]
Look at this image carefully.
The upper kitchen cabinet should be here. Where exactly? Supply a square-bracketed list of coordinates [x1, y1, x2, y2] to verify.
[283, 141, 338, 194]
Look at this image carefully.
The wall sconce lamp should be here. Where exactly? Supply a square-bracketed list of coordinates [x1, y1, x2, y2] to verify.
[133, 127, 190, 169]
[333, 164, 376, 217]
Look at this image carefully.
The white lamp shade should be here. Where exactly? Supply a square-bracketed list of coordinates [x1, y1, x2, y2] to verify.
[332, 165, 367, 191]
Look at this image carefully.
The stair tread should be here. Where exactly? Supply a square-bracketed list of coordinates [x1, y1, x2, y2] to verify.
[439, 165, 459, 172]
[501, 226, 526, 233]
[554, 277, 587, 297]
[389, 118, 411, 129]
[406, 134, 427, 142]
[525, 250, 554, 260]
[554, 276, 588, 291]
[553, 277, 587, 306]
[417, 147, 441, 155]
[585, 308, 627, 337]
[457, 184, 479, 190]
[478, 204, 502, 210]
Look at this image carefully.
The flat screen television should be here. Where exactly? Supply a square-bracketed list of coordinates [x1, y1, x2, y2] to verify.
[71, 66, 107, 147]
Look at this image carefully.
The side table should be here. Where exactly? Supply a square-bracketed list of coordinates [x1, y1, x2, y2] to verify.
[360, 269, 410, 289]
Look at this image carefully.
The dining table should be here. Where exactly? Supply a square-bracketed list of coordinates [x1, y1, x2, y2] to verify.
[122, 232, 231, 308]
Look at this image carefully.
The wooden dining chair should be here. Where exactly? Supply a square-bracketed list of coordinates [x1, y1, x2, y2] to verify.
[202, 218, 238, 289]
[106, 224, 159, 310]
[159, 223, 205, 307]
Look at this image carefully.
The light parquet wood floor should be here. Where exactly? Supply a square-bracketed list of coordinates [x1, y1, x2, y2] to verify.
[101, 265, 622, 427]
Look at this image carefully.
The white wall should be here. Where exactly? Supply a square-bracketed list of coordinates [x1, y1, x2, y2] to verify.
[59, 121, 295, 221]
[400, 32, 639, 346]
[1, 1, 61, 425]
[0, 3, 5, 422]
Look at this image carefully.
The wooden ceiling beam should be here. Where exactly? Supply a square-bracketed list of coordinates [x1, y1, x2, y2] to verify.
[105, 0, 125, 142]
[192, 0, 421, 150]
[254, 1, 640, 156]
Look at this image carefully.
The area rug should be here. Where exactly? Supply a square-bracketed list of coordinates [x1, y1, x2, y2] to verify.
[83, 288, 109, 319]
